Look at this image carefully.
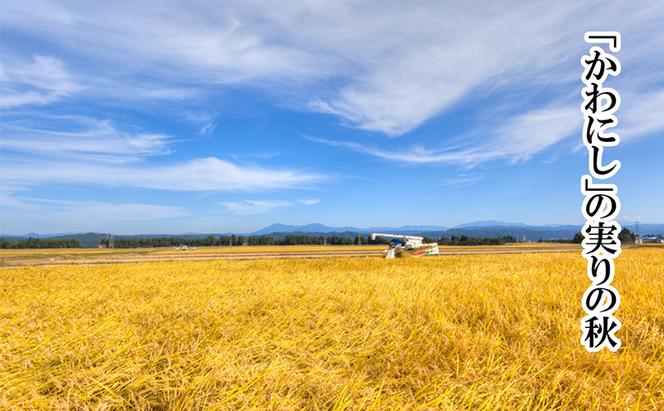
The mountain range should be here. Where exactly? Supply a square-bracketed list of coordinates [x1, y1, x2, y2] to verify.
[250, 223, 451, 235]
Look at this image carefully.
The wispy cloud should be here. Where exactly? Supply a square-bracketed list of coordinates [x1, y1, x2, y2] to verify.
[309, 85, 664, 167]
[442, 174, 483, 188]
[618, 90, 664, 140]
[305, 136, 458, 164]
[0, 115, 171, 162]
[307, 104, 584, 166]
[0, 55, 79, 108]
[306, 2, 659, 136]
[2, 157, 323, 192]
[198, 122, 216, 136]
[220, 200, 292, 215]
[0, 1, 326, 84]
[220, 198, 320, 215]
[297, 199, 320, 205]
[184, 112, 216, 136]
[1, 111, 323, 192]
[490, 105, 581, 163]
[2, 1, 663, 137]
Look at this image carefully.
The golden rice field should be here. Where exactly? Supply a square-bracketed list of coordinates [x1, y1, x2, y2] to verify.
[1, 248, 662, 409]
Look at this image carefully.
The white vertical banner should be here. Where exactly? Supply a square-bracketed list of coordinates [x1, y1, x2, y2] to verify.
[580, 31, 622, 352]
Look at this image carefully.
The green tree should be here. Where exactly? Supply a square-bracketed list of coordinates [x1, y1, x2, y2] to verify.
[618, 228, 636, 244]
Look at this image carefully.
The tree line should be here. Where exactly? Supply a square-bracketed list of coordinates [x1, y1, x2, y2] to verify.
[0, 237, 81, 249]
[566, 228, 636, 244]
[99, 234, 519, 248]
[100, 234, 374, 248]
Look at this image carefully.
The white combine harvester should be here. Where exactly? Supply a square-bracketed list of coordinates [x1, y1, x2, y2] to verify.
[371, 233, 439, 259]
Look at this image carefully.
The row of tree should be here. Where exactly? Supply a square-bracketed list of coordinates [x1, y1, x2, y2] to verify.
[99, 234, 517, 248]
[569, 228, 636, 244]
[0, 237, 81, 249]
[100, 234, 378, 248]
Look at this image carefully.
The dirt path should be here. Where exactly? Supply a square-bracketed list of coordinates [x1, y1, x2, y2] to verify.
[0, 245, 585, 267]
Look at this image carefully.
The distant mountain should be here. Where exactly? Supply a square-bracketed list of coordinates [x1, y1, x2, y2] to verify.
[622, 223, 664, 236]
[17, 232, 82, 238]
[251, 223, 361, 235]
[58, 232, 108, 247]
[250, 223, 448, 236]
[370, 225, 448, 232]
[446, 225, 580, 241]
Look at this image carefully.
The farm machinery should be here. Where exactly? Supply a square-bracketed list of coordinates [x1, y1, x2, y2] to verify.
[370, 233, 439, 259]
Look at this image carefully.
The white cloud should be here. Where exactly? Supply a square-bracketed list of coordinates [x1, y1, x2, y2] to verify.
[1, 0, 663, 186]
[0, 55, 79, 108]
[442, 174, 482, 188]
[220, 200, 292, 215]
[305, 136, 456, 164]
[1, 1, 663, 137]
[0, 115, 170, 161]
[306, 104, 580, 165]
[220, 197, 320, 215]
[183, 112, 217, 136]
[309, 88, 664, 167]
[490, 106, 581, 163]
[305, 2, 591, 136]
[237, 2, 657, 137]
[1, 112, 323, 193]
[2, 157, 323, 192]
[0, 1, 327, 84]
[198, 122, 216, 136]
[618, 90, 664, 140]
[10, 55, 77, 93]
[0, 91, 56, 108]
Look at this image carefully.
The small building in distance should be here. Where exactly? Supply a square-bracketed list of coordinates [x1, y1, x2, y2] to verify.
[637, 234, 664, 244]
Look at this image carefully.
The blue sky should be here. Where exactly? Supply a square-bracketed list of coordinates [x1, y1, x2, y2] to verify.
[1, 1, 663, 234]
